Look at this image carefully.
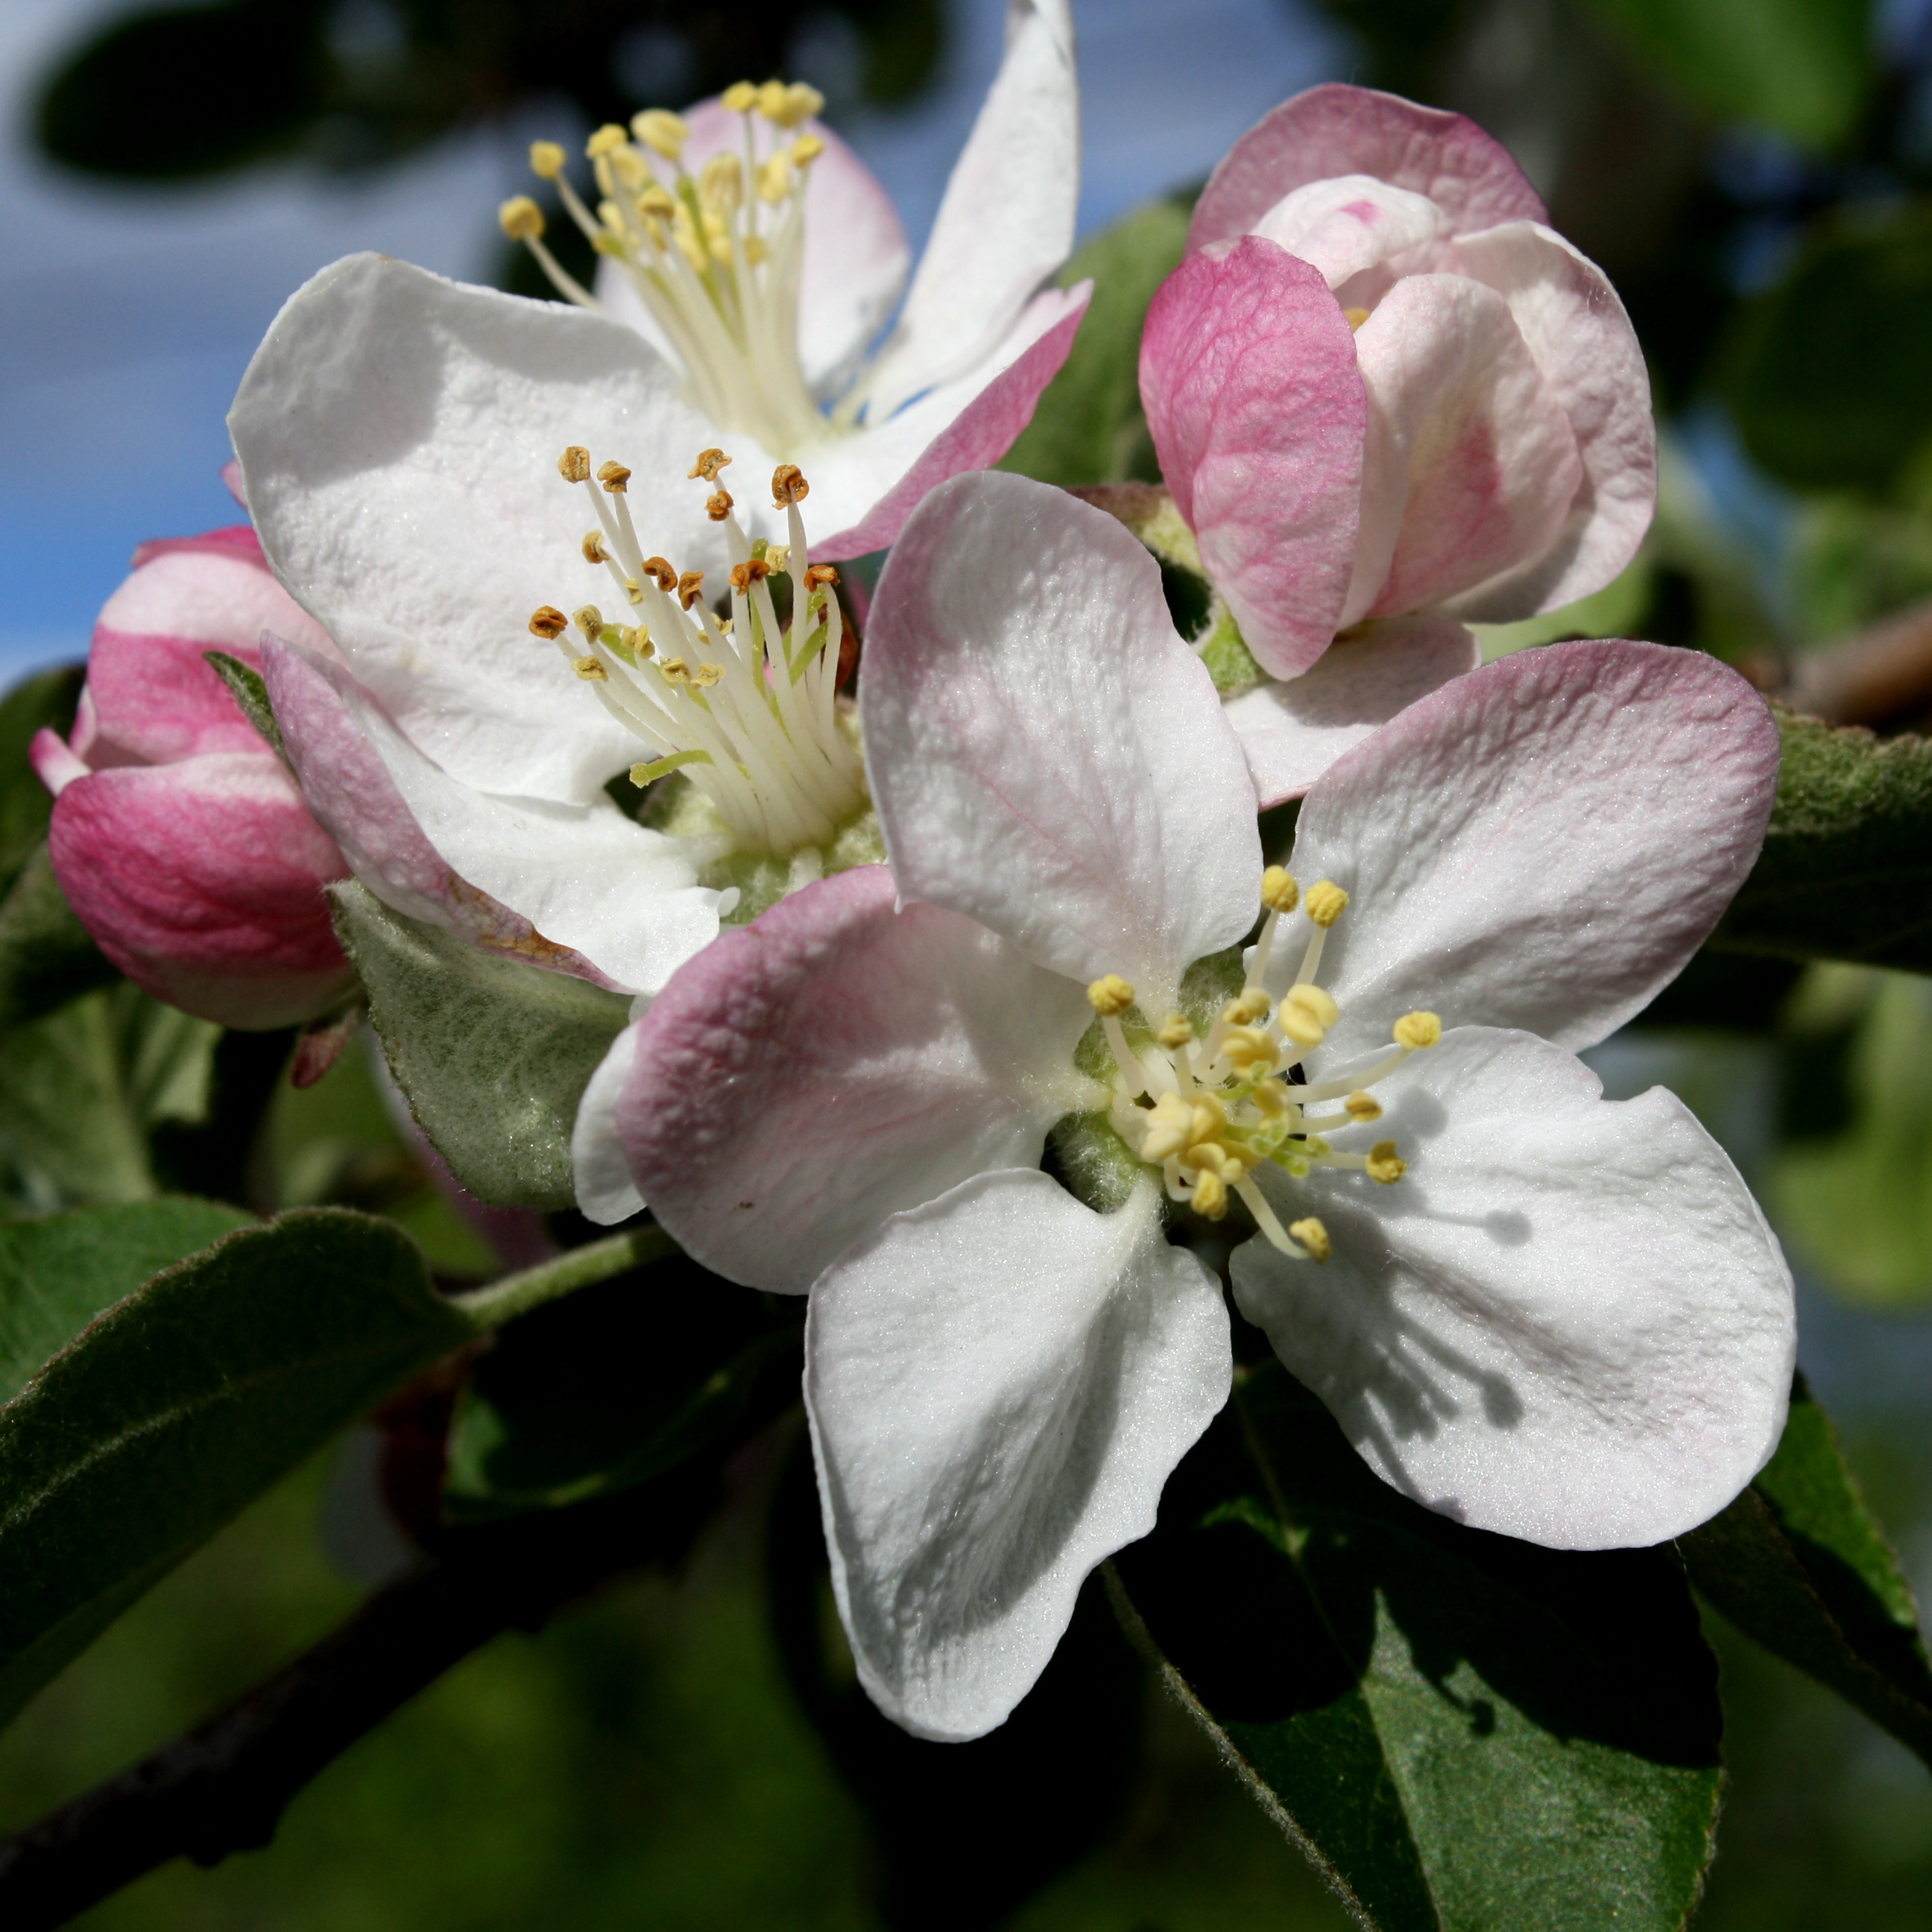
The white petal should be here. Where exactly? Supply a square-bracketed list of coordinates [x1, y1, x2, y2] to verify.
[808, 1170, 1229, 1740]
[229, 253, 718, 806]
[1233, 1028, 1794, 1548]
[861, 0, 1078, 420]
[1222, 614, 1480, 807]
[1249, 174, 1444, 290]
[862, 472, 1260, 1014]
[1281, 639, 1780, 1060]
[572, 1011, 647, 1225]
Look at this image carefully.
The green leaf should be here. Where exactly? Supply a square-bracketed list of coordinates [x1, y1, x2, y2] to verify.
[329, 878, 631, 1209]
[0, 663, 82, 892]
[1682, 1374, 1932, 1764]
[1111, 1362, 1722, 1931]
[0, 1206, 469, 1730]
[443, 1249, 801, 1521]
[203, 648, 283, 752]
[0, 1197, 253, 1404]
[1722, 201, 1932, 490]
[1580, 0, 1873, 149]
[1712, 708, 1932, 970]
[0, 843, 116, 1031]
[1000, 199, 1191, 490]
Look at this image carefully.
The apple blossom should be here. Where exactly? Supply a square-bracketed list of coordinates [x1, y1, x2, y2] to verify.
[608, 470, 1791, 1742]
[30, 526, 354, 1029]
[1137, 83, 1653, 804]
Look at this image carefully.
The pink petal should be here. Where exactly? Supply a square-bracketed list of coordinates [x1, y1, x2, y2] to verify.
[1221, 614, 1481, 806]
[1248, 174, 1444, 289]
[1140, 236, 1365, 678]
[46, 752, 353, 1029]
[130, 524, 265, 570]
[29, 727, 88, 797]
[619, 865, 1094, 1294]
[1190, 83, 1545, 255]
[1346, 272, 1583, 623]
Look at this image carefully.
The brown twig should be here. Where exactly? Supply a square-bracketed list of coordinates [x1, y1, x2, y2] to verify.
[1762, 596, 1932, 729]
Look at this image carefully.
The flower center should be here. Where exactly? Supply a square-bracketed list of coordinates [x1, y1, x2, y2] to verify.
[1089, 867, 1441, 1261]
[529, 446, 868, 862]
[502, 84, 833, 456]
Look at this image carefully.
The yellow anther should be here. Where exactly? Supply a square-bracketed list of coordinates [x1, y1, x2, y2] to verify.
[757, 153, 793, 203]
[1342, 306, 1371, 331]
[1190, 1142, 1228, 1175]
[1225, 988, 1271, 1026]
[1305, 880, 1349, 928]
[660, 657, 689, 684]
[499, 195, 545, 241]
[1367, 1141, 1407, 1185]
[586, 123, 628, 159]
[573, 654, 607, 681]
[1250, 1079, 1288, 1119]
[1158, 1014, 1194, 1049]
[1190, 1170, 1229, 1219]
[678, 571, 707, 610]
[692, 663, 724, 688]
[1220, 1026, 1278, 1073]
[572, 604, 604, 640]
[581, 531, 608, 564]
[705, 488, 735, 523]
[804, 563, 840, 590]
[1280, 983, 1341, 1048]
[1087, 974, 1135, 1017]
[1289, 1216, 1332, 1262]
[528, 140, 566, 180]
[597, 461, 631, 493]
[1260, 866, 1299, 913]
[631, 109, 687, 158]
[558, 446, 592, 484]
[1345, 1090, 1383, 1122]
[742, 234, 770, 267]
[699, 152, 743, 211]
[596, 199, 623, 233]
[689, 448, 733, 482]
[1189, 1095, 1227, 1143]
[780, 82, 825, 126]
[722, 80, 759, 113]
[1394, 1011, 1442, 1049]
[729, 558, 771, 592]
[642, 555, 677, 590]
[756, 79, 789, 120]
[771, 463, 810, 505]
[528, 605, 569, 640]
[765, 544, 791, 574]
[638, 183, 677, 219]
[609, 145, 649, 190]
[1139, 1093, 1191, 1163]
[792, 133, 825, 166]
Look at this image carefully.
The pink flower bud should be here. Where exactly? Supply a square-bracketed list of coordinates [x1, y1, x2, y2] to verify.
[31, 525, 355, 1029]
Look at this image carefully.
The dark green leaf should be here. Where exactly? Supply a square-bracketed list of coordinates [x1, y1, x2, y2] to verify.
[1683, 1374, 1932, 1764]
[1000, 199, 1190, 490]
[203, 649, 283, 752]
[443, 1250, 801, 1521]
[1723, 201, 1932, 490]
[0, 1197, 253, 1405]
[0, 1207, 470, 1729]
[1713, 708, 1932, 970]
[1111, 1362, 1722, 1932]
[1581, 0, 1873, 149]
[329, 879, 631, 1209]
[0, 843, 115, 1031]
[0, 664, 82, 891]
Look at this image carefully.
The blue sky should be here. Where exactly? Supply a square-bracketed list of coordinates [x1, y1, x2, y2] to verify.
[0, 0, 1345, 684]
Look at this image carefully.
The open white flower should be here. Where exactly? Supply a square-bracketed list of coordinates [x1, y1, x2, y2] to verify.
[607, 470, 1796, 1742]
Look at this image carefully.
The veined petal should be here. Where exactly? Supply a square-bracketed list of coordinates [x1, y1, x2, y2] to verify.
[1222, 614, 1480, 806]
[1344, 272, 1584, 625]
[619, 865, 1095, 1293]
[862, 0, 1079, 421]
[1433, 224, 1656, 622]
[809, 1169, 1230, 1740]
[573, 1014, 647, 1226]
[1283, 639, 1781, 1060]
[862, 472, 1260, 1012]
[1249, 174, 1444, 290]
[264, 637, 720, 995]
[810, 283, 1089, 560]
[1140, 238, 1364, 678]
[229, 252, 716, 806]
[1234, 1029, 1794, 1548]
[1190, 83, 1545, 254]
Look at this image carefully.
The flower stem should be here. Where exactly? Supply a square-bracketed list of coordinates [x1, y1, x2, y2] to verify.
[446, 1224, 681, 1332]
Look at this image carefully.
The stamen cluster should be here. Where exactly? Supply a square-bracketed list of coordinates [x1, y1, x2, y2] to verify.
[1093, 866, 1440, 1260]
[530, 447, 867, 859]
[502, 83, 831, 455]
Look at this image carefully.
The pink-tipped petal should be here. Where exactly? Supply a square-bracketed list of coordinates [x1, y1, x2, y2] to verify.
[46, 754, 353, 1029]
[29, 727, 88, 797]
[1141, 237, 1365, 677]
[812, 284, 1089, 559]
[619, 865, 1094, 1294]
[1249, 174, 1444, 289]
[862, 473, 1260, 1011]
[1283, 639, 1782, 1061]
[1345, 272, 1583, 624]
[1190, 83, 1545, 255]
[1222, 614, 1481, 806]
[1435, 224, 1656, 622]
